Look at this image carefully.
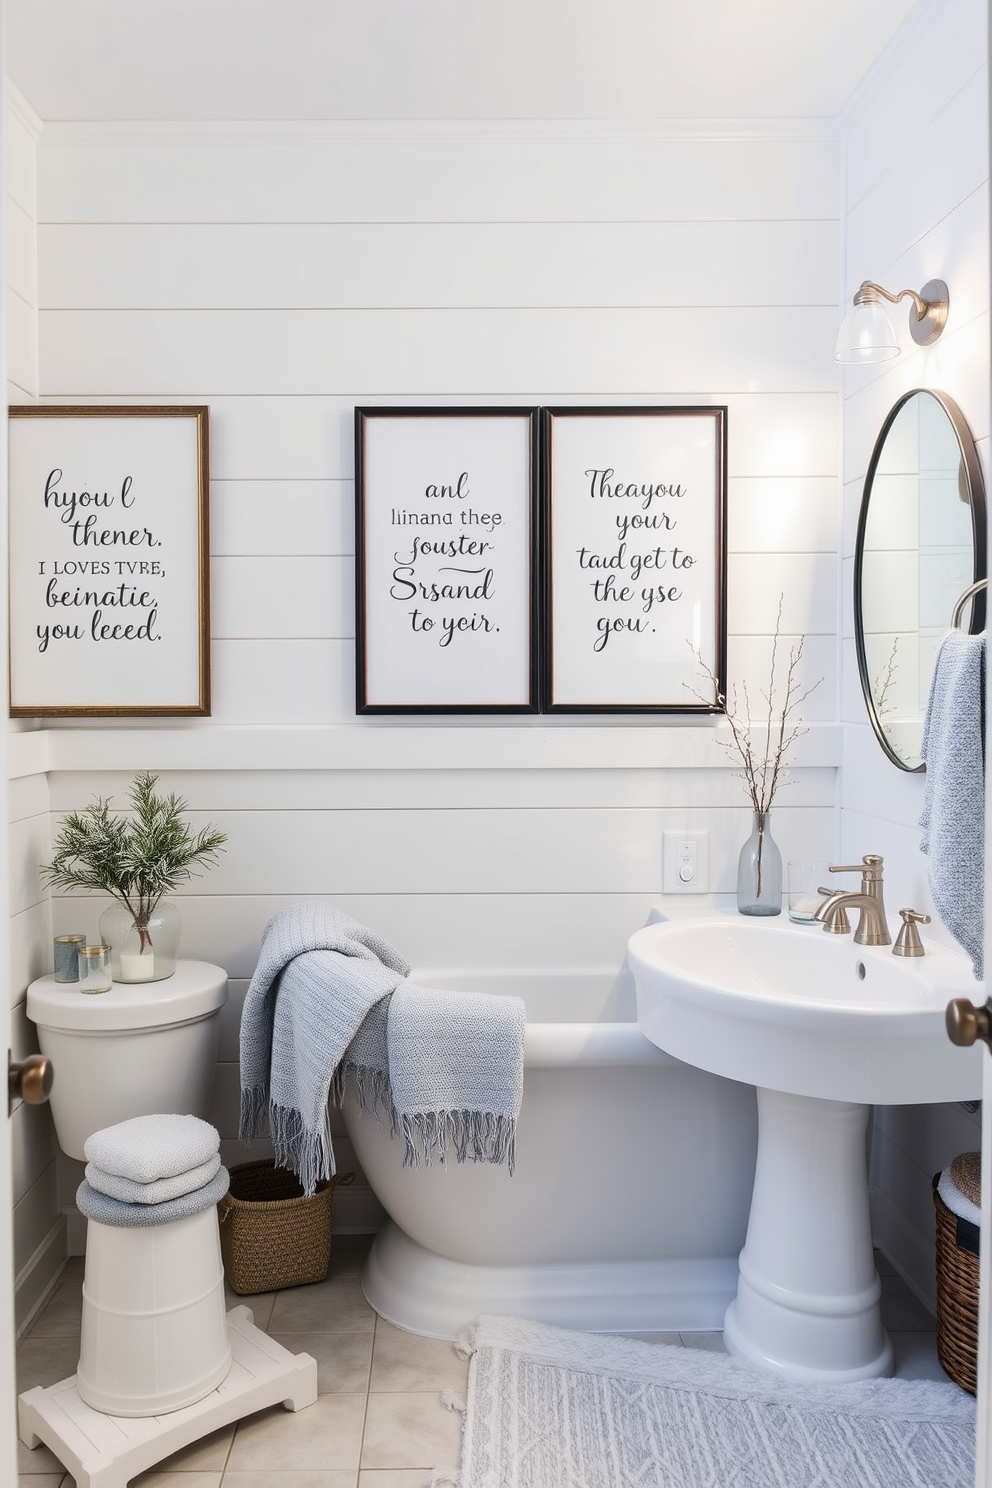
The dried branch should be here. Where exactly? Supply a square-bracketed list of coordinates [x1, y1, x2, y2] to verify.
[686, 596, 823, 816]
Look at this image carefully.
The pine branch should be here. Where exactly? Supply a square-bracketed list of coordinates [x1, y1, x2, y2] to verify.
[40, 771, 227, 924]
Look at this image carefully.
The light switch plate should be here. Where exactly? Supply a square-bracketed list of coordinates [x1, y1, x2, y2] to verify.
[662, 831, 710, 893]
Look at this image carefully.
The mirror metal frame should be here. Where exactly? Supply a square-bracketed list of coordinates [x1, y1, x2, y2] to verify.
[854, 387, 987, 773]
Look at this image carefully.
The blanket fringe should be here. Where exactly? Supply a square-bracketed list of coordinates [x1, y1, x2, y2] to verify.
[238, 1085, 267, 1143]
[428, 1470, 462, 1487]
[334, 1063, 398, 1135]
[268, 1101, 335, 1197]
[401, 1110, 516, 1175]
[440, 1388, 466, 1414]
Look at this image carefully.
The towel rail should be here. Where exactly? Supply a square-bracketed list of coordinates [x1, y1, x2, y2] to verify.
[951, 577, 988, 630]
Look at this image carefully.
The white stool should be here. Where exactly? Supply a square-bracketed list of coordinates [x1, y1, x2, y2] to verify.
[78, 1203, 232, 1416]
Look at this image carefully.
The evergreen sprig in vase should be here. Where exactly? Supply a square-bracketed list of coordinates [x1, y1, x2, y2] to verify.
[692, 597, 822, 918]
[41, 772, 226, 983]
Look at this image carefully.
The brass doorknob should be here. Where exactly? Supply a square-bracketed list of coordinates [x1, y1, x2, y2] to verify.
[946, 997, 992, 1050]
[8, 1052, 53, 1115]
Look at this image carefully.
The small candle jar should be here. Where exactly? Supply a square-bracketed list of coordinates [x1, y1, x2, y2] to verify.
[53, 934, 87, 984]
[77, 945, 113, 995]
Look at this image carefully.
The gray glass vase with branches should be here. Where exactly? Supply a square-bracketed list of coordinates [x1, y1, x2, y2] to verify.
[693, 599, 822, 914]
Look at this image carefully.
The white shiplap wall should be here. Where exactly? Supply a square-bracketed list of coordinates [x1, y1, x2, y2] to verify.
[6, 92, 62, 1330]
[838, 0, 988, 1309]
[16, 116, 842, 1252]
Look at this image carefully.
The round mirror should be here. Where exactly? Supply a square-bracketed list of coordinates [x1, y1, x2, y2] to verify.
[855, 388, 986, 772]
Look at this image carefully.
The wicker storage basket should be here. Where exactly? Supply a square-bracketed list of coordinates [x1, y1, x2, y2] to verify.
[218, 1159, 354, 1295]
[934, 1151, 980, 1395]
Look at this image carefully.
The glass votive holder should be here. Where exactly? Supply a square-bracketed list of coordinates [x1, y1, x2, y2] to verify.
[788, 862, 830, 923]
[53, 933, 87, 983]
[77, 944, 113, 995]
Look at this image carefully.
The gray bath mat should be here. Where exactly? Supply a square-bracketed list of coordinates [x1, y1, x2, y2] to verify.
[455, 1314, 975, 1488]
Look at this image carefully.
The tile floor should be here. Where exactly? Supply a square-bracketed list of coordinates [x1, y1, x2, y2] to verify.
[15, 1239, 953, 1488]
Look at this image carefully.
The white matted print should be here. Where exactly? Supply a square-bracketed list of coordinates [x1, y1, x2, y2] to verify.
[543, 407, 726, 711]
[356, 408, 538, 711]
[9, 406, 209, 716]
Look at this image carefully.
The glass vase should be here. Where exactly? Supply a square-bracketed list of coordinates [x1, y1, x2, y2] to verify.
[98, 901, 181, 982]
[737, 810, 782, 916]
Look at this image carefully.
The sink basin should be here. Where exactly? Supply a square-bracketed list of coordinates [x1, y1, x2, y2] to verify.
[627, 915, 983, 1383]
[628, 916, 982, 1105]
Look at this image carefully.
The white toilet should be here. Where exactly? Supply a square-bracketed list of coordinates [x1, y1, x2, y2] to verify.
[27, 960, 229, 1160]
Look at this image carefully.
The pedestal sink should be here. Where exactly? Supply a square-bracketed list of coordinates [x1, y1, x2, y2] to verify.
[627, 916, 982, 1383]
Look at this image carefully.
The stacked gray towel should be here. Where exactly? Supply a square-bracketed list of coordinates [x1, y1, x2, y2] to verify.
[77, 1114, 230, 1228]
[239, 902, 526, 1196]
[919, 630, 986, 978]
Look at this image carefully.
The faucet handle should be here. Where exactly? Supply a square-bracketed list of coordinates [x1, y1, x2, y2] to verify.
[829, 855, 884, 878]
[893, 908, 931, 958]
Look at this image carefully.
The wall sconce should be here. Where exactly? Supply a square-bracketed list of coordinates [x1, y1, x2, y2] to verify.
[834, 278, 949, 364]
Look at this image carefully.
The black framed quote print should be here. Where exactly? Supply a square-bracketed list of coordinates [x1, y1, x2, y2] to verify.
[355, 407, 539, 712]
[542, 406, 727, 712]
[8, 406, 210, 716]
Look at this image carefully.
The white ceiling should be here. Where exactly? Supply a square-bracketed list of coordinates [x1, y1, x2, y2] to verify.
[6, 0, 922, 123]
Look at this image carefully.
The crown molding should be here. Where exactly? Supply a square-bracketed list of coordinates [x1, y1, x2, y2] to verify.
[34, 115, 841, 148]
[5, 81, 44, 142]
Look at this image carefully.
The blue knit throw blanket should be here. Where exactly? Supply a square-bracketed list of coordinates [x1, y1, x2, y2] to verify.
[239, 902, 525, 1195]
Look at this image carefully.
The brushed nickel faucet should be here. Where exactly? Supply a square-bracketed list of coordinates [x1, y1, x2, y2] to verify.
[813, 854, 891, 946]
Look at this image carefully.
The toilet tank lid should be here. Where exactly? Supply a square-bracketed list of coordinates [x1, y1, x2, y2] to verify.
[27, 960, 229, 1032]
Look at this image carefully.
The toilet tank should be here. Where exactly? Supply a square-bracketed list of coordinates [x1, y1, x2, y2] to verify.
[27, 961, 228, 1160]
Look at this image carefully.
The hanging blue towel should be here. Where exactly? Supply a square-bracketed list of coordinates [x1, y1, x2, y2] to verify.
[919, 631, 986, 978]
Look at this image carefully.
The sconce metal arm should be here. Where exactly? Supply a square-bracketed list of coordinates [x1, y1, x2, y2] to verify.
[853, 279, 949, 346]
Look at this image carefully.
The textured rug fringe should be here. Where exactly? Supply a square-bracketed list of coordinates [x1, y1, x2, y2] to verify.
[428, 1471, 461, 1487]
[453, 1327, 476, 1361]
[440, 1388, 467, 1414]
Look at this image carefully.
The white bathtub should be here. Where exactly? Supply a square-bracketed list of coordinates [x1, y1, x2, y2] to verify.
[341, 967, 758, 1339]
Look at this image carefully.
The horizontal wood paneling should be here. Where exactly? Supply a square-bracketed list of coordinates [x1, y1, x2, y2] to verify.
[846, 71, 988, 284]
[727, 553, 838, 634]
[844, 0, 986, 210]
[38, 132, 839, 225]
[211, 481, 351, 556]
[38, 220, 838, 310]
[38, 306, 839, 398]
[48, 766, 838, 814]
[44, 800, 833, 898]
[212, 555, 353, 639]
[7, 199, 36, 307]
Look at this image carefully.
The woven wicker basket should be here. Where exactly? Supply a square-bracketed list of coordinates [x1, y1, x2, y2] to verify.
[218, 1159, 355, 1295]
[934, 1151, 980, 1395]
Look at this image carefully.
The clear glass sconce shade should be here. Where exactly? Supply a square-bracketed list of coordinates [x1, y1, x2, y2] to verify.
[834, 299, 900, 363]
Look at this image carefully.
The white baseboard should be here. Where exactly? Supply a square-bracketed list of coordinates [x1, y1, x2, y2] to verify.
[15, 1217, 68, 1336]
[869, 1184, 937, 1316]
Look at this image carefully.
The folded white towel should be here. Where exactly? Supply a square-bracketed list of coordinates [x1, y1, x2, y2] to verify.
[84, 1113, 220, 1183]
[85, 1152, 222, 1205]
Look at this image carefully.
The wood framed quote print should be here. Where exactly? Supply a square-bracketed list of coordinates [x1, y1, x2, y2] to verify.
[8, 405, 210, 716]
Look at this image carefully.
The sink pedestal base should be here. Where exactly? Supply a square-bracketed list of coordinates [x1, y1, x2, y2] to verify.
[723, 1087, 893, 1383]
